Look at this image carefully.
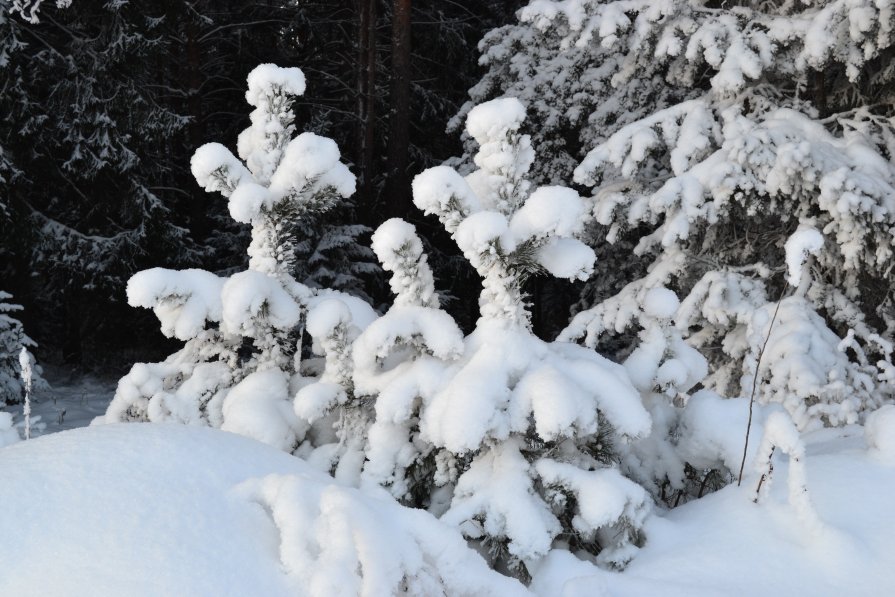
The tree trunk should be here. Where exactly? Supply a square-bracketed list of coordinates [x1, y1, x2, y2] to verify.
[355, 0, 377, 210]
[385, 0, 412, 219]
[185, 14, 207, 240]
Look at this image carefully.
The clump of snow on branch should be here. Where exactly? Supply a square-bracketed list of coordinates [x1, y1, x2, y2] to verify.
[784, 225, 824, 287]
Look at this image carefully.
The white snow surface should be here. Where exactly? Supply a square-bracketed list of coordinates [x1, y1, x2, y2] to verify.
[531, 424, 895, 597]
[0, 423, 526, 597]
[3, 396, 895, 596]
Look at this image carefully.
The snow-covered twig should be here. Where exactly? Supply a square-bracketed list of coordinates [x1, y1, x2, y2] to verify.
[752, 412, 821, 529]
[18, 348, 33, 440]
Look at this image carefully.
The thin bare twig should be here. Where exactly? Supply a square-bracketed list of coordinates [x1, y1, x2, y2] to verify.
[753, 446, 775, 502]
[737, 286, 787, 486]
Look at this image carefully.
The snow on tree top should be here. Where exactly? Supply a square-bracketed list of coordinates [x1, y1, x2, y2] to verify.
[245, 64, 306, 107]
[370, 218, 423, 262]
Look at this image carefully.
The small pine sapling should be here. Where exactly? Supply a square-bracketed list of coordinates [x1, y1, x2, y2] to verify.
[364, 98, 655, 576]
[102, 65, 376, 453]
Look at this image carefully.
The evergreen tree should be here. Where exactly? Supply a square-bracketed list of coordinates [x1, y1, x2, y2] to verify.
[470, 0, 895, 428]
[101, 65, 376, 453]
[354, 98, 654, 577]
[0, 291, 46, 406]
[0, 0, 203, 364]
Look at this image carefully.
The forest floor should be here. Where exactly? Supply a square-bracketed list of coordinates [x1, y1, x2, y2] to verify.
[23, 364, 116, 437]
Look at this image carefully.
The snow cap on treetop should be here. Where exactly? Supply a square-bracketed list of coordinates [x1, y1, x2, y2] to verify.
[371, 218, 424, 263]
[245, 64, 306, 106]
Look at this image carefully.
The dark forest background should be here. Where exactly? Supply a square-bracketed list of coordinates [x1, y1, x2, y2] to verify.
[0, 0, 535, 373]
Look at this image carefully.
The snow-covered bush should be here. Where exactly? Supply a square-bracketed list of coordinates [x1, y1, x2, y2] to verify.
[100, 65, 376, 452]
[356, 98, 654, 577]
[0, 291, 45, 406]
[493, 0, 895, 427]
[613, 287, 712, 502]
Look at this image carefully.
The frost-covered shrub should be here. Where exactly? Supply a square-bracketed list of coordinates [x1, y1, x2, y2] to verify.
[612, 287, 712, 502]
[355, 99, 654, 576]
[101, 65, 376, 452]
[0, 291, 45, 406]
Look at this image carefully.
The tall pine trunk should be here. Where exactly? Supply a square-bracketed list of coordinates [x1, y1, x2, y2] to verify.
[385, 0, 411, 219]
[355, 0, 377, 210]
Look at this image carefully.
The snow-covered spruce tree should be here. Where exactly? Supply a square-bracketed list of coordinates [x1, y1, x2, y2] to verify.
[100, 64, 375, 453]
[354, 98, 653, 577]
[448, 4, 705, 338]
[351, 217, 465, 505]
[0, 291, 46, 406]
[500, 0, 895, 429]
[292, 215, 455, 486]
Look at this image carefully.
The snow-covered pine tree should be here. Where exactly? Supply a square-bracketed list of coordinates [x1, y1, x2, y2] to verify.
[487, 0, 895, 429]
[0, 291, 45, 406]
[101, 64, 376, 454]
[355, 98, 654, 578]
[1, 0, 206, 365]
[351, 218, 465, 504]
[610, 286, 713, 504]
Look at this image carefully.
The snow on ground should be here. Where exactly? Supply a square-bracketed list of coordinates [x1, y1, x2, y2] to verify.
[2, 384, 894, 596]
[0, 424, 525, 597]
[531, 425, 895, 597]
[13, 365, 116, 436]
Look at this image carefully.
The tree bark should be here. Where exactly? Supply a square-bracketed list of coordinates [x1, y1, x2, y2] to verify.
[355, 0, 377, 209]
[385, 0, 412, 219]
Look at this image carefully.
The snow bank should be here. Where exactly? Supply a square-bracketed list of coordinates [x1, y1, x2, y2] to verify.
[531, 424, 895, 597]
[0, 424, 526, 597]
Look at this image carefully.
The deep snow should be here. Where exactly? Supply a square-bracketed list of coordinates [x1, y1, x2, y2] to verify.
[531, 425, 895, 596]
[1, 417, 894, 595]
[0, 424, 525, 596]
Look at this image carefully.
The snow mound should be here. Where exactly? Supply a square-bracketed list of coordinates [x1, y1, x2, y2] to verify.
[0, 424, 526, 597]
[532, 425, 895, 597]
[865, 404, 895, 462]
